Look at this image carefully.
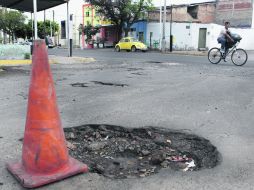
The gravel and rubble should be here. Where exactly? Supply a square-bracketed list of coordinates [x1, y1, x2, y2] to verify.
[64, 124, 220, 179]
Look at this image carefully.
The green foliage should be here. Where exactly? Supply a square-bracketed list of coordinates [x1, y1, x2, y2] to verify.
[0, 8, 59, 41]
[26, 20, 59, 39]
[89, 0, 154, 39]
[24, 53, 31, 60]
[82, 24, 100, 43]
[0, 9, 27, 42]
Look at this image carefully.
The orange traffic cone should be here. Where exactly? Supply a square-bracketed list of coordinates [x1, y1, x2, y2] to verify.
[6, 40, 88, 188]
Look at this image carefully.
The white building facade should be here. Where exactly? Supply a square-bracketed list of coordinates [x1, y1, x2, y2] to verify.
[147, 22, 254, 50]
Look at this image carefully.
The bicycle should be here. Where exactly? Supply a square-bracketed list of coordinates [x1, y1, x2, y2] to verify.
[208, 39, 248, 66]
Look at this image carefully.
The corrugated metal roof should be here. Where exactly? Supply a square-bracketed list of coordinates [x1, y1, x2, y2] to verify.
[0, 0, 68, 12]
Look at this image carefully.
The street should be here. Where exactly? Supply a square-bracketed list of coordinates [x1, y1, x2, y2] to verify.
[1, 49, 254, 190]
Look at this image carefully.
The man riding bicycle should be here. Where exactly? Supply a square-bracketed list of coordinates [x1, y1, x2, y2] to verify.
[217, 21, 234, 56]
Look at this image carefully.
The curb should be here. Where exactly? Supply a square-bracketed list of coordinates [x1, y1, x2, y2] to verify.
[0, 60, 32, 66]
[165, 51, 208, 56]
[0, 57, 95, 66]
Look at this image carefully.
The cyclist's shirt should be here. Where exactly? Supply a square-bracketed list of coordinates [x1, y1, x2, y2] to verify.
[218, 28, 231, 38]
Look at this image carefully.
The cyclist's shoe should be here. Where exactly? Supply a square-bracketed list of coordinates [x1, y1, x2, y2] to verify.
[220, 48, 225, 54]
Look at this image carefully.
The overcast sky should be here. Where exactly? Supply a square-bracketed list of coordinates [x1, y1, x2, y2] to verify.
[27, 0, 215, 22]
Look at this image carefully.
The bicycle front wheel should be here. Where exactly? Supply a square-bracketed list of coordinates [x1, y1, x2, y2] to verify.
[231, 48, 248, 66]
[208, 48, 222, 64]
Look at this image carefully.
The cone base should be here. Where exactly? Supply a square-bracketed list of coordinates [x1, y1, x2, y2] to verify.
[6, 157, 88, 189]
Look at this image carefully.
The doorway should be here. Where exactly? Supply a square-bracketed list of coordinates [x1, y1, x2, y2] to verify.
[198, 28, 207, 50]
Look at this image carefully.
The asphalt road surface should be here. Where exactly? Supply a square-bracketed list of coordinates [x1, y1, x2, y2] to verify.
[0, 48, 254, 190]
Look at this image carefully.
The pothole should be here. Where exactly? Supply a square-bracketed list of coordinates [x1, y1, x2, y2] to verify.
[92, 81, 128, 87]
[131, 72, 145, 75]
[0, 67, 29, 75]
[71, 81, 128, 88]
[127, 68, 144, 71]
[71, 83, 89, 87]
[64, 124, 220, 179]
[147, 61, 163, 64]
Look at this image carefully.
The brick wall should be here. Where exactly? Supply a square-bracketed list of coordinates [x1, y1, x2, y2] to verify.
[215, 0, 253, 27]
[148, 3, 216, 23]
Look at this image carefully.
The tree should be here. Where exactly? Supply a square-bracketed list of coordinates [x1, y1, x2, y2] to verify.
[0, 8, 59, 42]
[0, 9, 27, 43]
[26, 20, 59, 39]
[89, 0, 154, 41]
[82, 24, 100, 44]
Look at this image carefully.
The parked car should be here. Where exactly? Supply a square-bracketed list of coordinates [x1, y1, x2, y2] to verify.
[115, 37, 147, 52]
[45, 36, 55, 48]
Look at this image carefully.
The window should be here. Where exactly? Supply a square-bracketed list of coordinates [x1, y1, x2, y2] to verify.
[61, 21, 66, 39]
[124, 39, 130, 42]
[187, 5, 198, 19]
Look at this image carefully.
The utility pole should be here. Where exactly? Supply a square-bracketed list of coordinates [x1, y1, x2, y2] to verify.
[161, 0, 166, 53]
[31, 13, 34, 40]
[44, 10, 46, 38]
[66, 1, 70, 57]
[33, 0, 38, 39]
[159, 0, 162, 49]
[69, 14, 73, 57]
[169, 4, 173, 52]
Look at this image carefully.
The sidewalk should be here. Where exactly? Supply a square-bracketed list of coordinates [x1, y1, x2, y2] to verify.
[0, 56, 95, 66]
[165, 50, 208, 56]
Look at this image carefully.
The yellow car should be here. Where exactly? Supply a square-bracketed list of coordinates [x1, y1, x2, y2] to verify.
[115, 37, 148, 52]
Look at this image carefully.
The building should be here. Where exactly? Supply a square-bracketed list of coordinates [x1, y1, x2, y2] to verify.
[129, 20, 148, 43]
[215, 0, 253, 28]
[148, 2, 216, 24]
[82, 3, 118, 48]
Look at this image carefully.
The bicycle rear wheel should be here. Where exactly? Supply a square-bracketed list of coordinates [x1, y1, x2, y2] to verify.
[208, 48, 222, 64]
[231, 48, 248, 66]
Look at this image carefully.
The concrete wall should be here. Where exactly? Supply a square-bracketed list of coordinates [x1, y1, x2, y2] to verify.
[0, 45, 30, 60]
[147, 22, 254, 50]
[147, 22, 211, 50]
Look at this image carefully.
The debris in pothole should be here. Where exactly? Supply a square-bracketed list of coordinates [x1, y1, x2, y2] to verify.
[183, 160, 196, 172]
[71, 83, 89, 87]
[91, 81, 128, 87]
[64, 124, 220, 179]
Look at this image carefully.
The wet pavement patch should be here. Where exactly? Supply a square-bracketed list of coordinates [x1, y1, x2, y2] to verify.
[71, 83, 89, 87]
[91, 81, 128, 87]
[64, 124, 220, 179]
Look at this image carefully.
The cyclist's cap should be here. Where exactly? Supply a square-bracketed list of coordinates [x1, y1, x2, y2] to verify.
[224, 21, 230, 25]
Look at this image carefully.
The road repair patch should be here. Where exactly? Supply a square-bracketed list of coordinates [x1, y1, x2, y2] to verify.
[64, 124, 220, 179]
